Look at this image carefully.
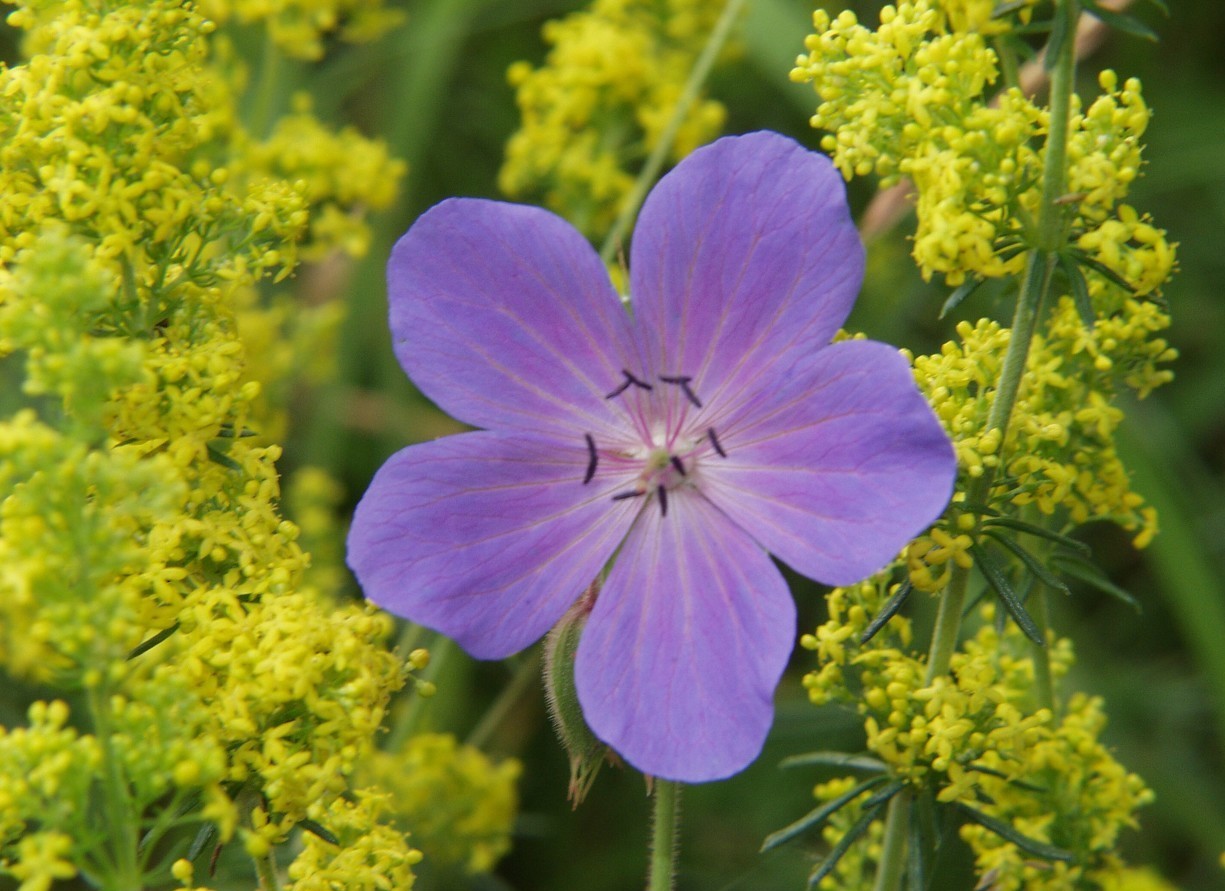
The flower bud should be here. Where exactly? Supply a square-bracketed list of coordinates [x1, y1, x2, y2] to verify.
[542, 581, 613, 807]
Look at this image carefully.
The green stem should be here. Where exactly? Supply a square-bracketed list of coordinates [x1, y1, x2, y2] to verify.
[924, 559, 973, 683]
[924, 0, 1080, 681]
[1029, 582, 1056, 713]
[87, 683, 142, 891]
[871, 790, 911, 891]
[254, 849, 281, 891]
[465, 651, 541, 750]
[387, 634, 450, 752]
[599, 0, 746, 265]
[647, 780, 681, 891]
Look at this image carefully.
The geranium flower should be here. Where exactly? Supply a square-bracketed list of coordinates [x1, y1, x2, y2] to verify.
[347, 131, 955, 782]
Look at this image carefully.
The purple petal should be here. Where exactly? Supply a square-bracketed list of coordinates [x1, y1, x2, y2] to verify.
[388, 199, 646, 440]
[346, 432, 640, 659]
[628, 131, 864, 416]
[701, 340, 956, 587]
[575, 491, 796, 782]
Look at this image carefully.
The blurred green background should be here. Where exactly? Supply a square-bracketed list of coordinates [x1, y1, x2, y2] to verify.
[6, 0, 1221, 887]
[295, 0, 1225, 888]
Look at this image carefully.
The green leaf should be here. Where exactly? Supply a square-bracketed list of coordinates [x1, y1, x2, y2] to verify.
[991, 0, 1035, 17]
[861, 580, 913, 644]
[761, 775, 889, 852]
[1070, 249, 1137, 293]
[127, 622, 181, 660]
[862, 779, 909, 810]
[906, 796, 929, 891]
[300, 819, 340, 846]
[1083, 0, 1159, 41]
[1050, 552, 1142, 611]
[1044, 8, 1069, 70]
[939, 277, 984, 319]
[206, 442, 243, 472]
[808, 802, 888, 888]
[1143, 0, 1169, 15]
[1057, 252, 1096, 330]
[979, 516, 1091, 555]
[982, 529, 1071, 595]
[956, 803, 1076, 862]
[779, 751, 889, 773]
[187, 823, 217, 861]
[967, 763, 1047, 793]
[970, 544, 1045, 645]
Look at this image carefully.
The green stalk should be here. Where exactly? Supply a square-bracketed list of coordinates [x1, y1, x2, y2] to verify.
[871, 790, 911, 891]
[87, 684, 142, 891]
[647, 780, 681, 891]
[925, 0, 1080, 681]
[599, 0, 746, 265]
[1029, 582, 1056, 713]
[254, 849, 282, 891]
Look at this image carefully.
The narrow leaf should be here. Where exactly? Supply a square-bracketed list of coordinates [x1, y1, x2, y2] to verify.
[940, 277, 984, 319]
[300, 819, 340, 846]
[970, 544, 1045, 645]
[861, 581, 913, 644]
[1044, 9, 1069, 70]
[808, 803, 888, 887]
[1083, 1, 1159, 41]
[991, 0, 1034, 17]
[780, 751, 889, 773]
[761, 775, 889, 852]
[979, 516, 1091, 555]
[982, 530, 1070, 595]
[907, 795, 928, 891]
[1071, 249, 1137, 293]
[1050, 553, 1142, 611]
[967, 763, 1047, 793]
[863, 779, 909, 810]
[1057, 252, 1096, 329]
[127, 622, 180, 660]
[1144, 0, 1169, 15]
[206, 443, 243, 472]
[187, 823, 217, 861]
[956, 803, 1076, 862]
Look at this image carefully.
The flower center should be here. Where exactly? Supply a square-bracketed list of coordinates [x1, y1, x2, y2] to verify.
[583, 369, 729, 517]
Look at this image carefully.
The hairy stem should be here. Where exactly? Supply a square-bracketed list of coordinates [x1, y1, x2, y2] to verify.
[599, 0, 746, 264]
[647, 780, 681, 891]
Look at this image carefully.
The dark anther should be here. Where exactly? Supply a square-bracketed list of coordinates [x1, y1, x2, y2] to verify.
[659, 374, 702, 408]
[657, 485, 668, 517]
[612, 490, 644, 502]
[583, 433, 598, 484]
[605, 369, 653, 399]
[707, 427, 727, 458]
[670, 455, 686, 477]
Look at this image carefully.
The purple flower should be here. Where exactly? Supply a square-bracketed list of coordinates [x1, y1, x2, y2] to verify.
[347, 132, 955, 783]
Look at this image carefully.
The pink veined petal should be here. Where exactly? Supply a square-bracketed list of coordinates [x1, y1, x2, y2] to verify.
[574, 491, 796, 782]
[388, 198, 648, 441]
[628, 131, 865, 422]
[700, 340, 957, 587]
[346, 431, 641, 659]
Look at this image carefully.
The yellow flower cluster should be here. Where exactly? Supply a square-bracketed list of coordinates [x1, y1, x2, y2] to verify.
[960, 692, 1154, 890]
[902, 299, 1174, 589]
[285, 790, 423, 890]
[196, 0, 404, 61]
[500, 0, 730, 238]
[0, 1, 430, 886]
[363, 732, 522, 874]
[805, 605, 1152, 888]
[791, 3, 1175, 291]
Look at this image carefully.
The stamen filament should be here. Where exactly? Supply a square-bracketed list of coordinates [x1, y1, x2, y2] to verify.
[583, 434, 598, 484]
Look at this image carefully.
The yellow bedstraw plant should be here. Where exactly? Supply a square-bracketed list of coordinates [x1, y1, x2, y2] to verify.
[0, 1, 517, 888]
[774, 0, 1178, 887]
